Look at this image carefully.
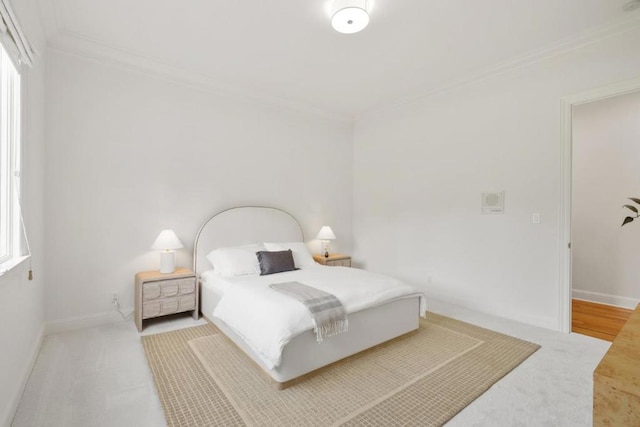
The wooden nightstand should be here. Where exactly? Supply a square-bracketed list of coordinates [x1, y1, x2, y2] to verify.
[313, 254, 351, 267]
[134, 268, 198, 332]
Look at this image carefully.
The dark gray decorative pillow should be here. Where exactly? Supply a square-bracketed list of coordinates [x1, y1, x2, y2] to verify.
[256, 250, 297, 275]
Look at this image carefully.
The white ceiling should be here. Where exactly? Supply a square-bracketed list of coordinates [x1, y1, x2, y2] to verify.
[41, 0, 640, 119]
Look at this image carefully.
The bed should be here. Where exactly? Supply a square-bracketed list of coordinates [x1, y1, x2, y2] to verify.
[193, 206, 425, 388]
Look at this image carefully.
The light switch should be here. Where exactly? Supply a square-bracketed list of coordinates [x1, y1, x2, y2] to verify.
[532, 213, 541, 224]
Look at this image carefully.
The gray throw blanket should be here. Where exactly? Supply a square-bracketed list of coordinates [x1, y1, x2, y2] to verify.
[269, 281, 348, 342]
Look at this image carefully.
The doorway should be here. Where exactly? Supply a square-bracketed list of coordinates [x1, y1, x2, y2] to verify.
[559, 76, 640, 335]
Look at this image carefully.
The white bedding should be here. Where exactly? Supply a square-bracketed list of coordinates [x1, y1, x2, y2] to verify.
[212, 265, 427, 369]
[201, 269, 233, 294]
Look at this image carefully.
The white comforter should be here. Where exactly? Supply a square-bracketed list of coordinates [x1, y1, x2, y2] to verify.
[212, 266, 427, 369]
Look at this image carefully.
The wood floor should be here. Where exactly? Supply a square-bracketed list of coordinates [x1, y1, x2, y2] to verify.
[572, 299, 633, 342]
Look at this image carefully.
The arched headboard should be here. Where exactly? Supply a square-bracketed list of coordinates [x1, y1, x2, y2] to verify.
[193, 206, 304, 276]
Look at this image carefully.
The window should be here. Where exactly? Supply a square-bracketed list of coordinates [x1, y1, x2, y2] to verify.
[0, 41, 21, 266]
[0, 0, 34, 274]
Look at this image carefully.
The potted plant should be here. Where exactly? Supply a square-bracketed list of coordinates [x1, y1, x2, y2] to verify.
[622, 198, 640, 226]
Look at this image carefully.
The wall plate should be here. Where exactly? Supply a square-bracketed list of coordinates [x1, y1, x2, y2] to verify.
[481, 191, 505, 214]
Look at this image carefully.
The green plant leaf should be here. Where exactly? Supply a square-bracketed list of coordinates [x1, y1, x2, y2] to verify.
[629, 198, 640, 205]
[623, 204, 639, 213]
[622, 216, 634, 226]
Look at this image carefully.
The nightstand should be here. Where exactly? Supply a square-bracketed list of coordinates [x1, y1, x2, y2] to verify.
[134, 268, 198, 332]
[313, 254, 351, 267]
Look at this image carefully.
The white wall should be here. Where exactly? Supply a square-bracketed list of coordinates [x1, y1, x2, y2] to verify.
[353, 28, 640, 330]
[0, 1, 46, 426]
[44, 50, 353, 325]
[572, 91, 640, 308]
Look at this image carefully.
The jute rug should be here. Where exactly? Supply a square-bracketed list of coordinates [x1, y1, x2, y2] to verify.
[142, 312, 539, 426]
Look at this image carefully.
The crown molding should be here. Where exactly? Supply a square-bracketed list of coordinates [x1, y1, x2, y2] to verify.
[38, 0, 640, 125]
[355, 13, 640, 122]
[36, 0, 60, 41]
[47, 30, 352, 126]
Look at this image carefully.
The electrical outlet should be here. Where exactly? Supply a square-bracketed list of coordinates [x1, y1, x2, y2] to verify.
[112, 292, 119, 308]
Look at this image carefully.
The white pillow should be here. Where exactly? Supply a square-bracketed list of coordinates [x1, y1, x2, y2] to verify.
[263, 242, 316, 268]
[206, 244, 264, 277]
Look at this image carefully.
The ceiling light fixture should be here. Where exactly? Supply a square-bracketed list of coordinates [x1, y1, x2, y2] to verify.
[331, 0, 369, 34]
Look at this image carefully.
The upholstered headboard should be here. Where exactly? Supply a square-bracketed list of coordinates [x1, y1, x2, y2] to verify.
[193, 206, 304, 276]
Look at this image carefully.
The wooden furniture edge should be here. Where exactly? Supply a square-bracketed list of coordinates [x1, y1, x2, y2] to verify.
[313, 254, 350, 261]
[593, 303, 640, 425]
[135, 268, 195, 282]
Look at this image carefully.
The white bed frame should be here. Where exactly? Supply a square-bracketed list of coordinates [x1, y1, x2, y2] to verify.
[194, 206, 421, 387]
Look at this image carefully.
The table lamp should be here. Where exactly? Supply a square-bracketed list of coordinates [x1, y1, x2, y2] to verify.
[151, 229, 184, 273]
[316, 226, 336, 258]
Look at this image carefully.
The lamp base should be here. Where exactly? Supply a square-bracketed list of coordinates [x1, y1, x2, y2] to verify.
[321, 240, 330, 258]
[159, 251, 176, 274]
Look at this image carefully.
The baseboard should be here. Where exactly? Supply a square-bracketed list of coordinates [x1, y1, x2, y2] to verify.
[421, 286, 559, 331]
[45, 308, 134, 335]
[572, 289, 639, 310]
[502, 308, 558, 331]
[1, 324, 44, 427]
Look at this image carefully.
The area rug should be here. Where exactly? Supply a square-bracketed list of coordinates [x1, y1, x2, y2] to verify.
[141, 312, 540, 427]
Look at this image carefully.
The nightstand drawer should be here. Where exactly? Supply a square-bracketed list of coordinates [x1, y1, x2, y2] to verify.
[178, 278, 196, 294]
[142, 298, 179, 318]
[141, 295, 194, 318]
[178, 294, 196, 311]
[143, 278, 195, 300]
[327, 259, 351, 267]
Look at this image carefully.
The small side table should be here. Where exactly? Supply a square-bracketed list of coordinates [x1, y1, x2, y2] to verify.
[134, 268, 198, 332]
[313, 254, 351, 267]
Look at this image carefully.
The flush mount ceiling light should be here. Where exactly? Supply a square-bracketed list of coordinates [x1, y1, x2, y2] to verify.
[331, 0, 369, 34]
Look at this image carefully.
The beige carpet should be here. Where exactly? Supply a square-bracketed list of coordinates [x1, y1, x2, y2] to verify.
[142, 312, 540, 427]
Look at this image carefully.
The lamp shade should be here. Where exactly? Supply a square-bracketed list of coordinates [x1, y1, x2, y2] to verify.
[331, 0, 369, 34]
[151, 229, 184, 250]
[316, 226, 336, 240]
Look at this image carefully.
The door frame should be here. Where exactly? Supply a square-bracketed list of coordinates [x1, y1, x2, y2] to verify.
[558, 76, 640, 333]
